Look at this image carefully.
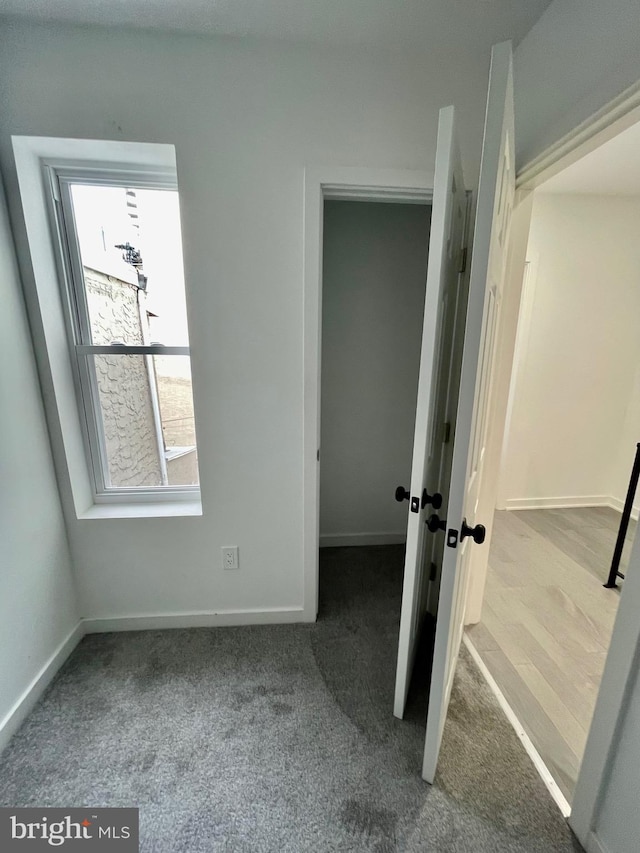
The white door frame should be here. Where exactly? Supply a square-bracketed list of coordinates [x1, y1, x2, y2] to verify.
[302, 166, 434, 619]
[516, 78, 640, 189]
[471, 77, 640, 846]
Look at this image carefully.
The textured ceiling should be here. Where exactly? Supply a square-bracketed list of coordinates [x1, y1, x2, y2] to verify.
[540, 121, 640, 196]
[0, 0, 553, 53]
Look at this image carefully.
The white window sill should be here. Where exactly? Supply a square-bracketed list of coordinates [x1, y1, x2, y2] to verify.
[78, 500, 203, 520]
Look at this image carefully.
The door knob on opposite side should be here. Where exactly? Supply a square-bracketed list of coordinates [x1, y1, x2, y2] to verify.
[422, 489, 443, 510]
[461, 518, 486, 544]
[427, 514, 446, 533]
[395, 486, 410, 502]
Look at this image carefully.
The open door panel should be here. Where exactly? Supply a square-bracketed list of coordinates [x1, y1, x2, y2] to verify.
[422, 40, 515, 783]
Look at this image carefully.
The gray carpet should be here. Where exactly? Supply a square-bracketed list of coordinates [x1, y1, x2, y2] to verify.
[0, 545, 582, 852]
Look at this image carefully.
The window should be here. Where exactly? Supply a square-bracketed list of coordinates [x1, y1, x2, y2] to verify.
[48, 165, 199, 502]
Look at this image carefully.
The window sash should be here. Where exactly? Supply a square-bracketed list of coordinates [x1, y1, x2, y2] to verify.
[48, 165, 199, 502]
[76, 345, 190, 356]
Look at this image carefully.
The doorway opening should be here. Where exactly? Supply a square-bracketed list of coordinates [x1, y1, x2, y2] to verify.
[303, 167, 434, 622]
[466, 116, 640, 808]
[318, 195, 432, 611]
[319, 199, 432, 549]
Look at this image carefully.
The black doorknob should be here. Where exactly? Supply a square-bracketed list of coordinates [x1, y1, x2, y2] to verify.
[426, 514, 446, 533]
[395, 486, 410, 502]
[422, 489, 443, 510]
[460, 518, 486, 544]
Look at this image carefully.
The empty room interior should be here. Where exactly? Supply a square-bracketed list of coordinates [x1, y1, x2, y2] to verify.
[467, 119, 640, 804]
[2, 2, 640, 852]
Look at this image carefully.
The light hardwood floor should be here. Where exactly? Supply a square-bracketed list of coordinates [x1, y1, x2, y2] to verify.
[466, 506, 636, 802]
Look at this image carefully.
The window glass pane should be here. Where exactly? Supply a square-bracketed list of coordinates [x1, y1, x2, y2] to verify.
[70, 185, 190, 347]
[154, 355, 199, 487]
[92, 354, 199, 489]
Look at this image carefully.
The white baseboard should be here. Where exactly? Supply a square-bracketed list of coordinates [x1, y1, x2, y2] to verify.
[606, 496, 640, 521]
[503, 495, 610, 511]
[83, 607, 309, 633]
[502, 495, 639, 521]
[0, 621, 85, 755]
[319, 532, 406, 548]
[463, 634, 571, 819]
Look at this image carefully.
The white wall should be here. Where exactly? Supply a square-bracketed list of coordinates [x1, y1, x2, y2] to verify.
[0, 174, 80, 747]
[0, 20, 489, 623]
[514, 0, 640, 166]
[498, 193, 640, 510]
[319, 200, 430, 544]
[610, 360, 640, 512]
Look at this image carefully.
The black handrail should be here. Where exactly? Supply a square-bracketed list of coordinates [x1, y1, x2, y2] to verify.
[604, 442, 640, 589]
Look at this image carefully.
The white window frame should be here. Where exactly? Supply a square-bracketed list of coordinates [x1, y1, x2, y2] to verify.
[46, 160, 199, 505]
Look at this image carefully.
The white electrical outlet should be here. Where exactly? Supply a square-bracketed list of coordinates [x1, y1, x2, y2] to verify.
[222, 546, 239, 570]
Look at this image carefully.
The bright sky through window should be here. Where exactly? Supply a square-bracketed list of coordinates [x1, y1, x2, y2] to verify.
[71, 185, 190, 349]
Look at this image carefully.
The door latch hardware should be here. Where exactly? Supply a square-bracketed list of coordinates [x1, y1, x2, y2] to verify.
[395, 485, 442, 514]
[460, 519, 486, 544]
[422, 489, 443, 510]
[395, 486, 410, 503]
[447, 529, 459, 548]
[426, 514, 446, 533]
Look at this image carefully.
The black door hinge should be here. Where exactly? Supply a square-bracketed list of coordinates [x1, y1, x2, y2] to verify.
[443, 422, 451, 444]
[429, 562, 437, 582]
[459, 247, 468, 274]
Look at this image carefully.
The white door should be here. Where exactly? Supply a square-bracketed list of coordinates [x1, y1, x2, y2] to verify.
[394, 105, 468, 718]
[422, 40, 515, 782]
